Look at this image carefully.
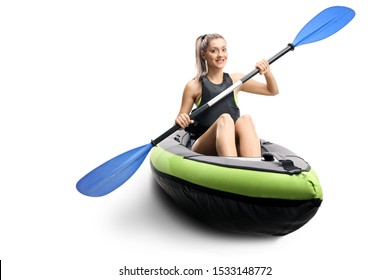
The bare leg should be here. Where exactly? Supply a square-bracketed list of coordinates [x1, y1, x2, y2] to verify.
[235, 115, 261, 157]
[192, 114, 237, 156]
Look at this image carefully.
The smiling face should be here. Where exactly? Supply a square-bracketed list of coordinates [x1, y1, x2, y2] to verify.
[202, 38, 228, 70]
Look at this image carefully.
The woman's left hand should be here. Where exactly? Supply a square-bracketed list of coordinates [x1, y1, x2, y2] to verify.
[256, 59, 270, 75]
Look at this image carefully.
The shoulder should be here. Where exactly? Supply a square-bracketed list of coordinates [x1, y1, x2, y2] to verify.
[229, 73, 244, 83]
[184, 78, 201, 91]
[228, 73, 245, 94]
[183, 79, 202, 100]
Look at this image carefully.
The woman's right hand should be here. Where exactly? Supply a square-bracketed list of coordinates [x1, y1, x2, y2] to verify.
[175, 113, 193, 129]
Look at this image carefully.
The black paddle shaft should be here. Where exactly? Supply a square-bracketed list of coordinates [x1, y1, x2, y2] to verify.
[151, 43, 294, 146]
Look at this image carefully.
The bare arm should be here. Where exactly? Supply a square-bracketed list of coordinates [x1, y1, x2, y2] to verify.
[175, 80, 201, 128]
[232, 59, 279, 96]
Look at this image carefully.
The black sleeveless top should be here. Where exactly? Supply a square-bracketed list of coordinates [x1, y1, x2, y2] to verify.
[187, 73, 240, 139]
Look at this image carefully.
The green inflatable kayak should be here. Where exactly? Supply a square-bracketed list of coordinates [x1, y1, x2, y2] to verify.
[150, 130, 322, 236]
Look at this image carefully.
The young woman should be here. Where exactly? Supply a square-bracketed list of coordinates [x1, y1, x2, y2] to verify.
[175, 33, 279, 157]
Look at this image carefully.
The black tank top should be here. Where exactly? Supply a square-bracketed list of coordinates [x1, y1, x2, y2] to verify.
[187, 73, 240, 138]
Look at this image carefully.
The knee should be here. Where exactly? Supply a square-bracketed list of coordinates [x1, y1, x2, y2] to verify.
[217, 113, 235, 127]
[236, 115, 254, 128]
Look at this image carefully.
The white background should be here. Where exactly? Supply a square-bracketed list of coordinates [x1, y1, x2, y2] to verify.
[1, 0, 389, 279]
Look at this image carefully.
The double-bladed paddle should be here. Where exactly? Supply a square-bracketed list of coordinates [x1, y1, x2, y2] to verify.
[76, 6, 355, 197]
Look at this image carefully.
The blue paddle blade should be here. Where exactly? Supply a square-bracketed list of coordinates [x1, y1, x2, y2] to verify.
[76, 143, 153, 197]
[292, 6, 355, 47]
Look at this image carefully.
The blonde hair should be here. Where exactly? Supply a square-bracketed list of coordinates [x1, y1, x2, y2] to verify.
[194, 33, 225, 82]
